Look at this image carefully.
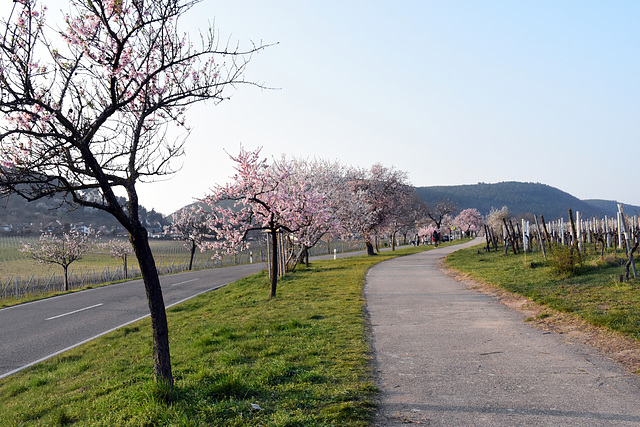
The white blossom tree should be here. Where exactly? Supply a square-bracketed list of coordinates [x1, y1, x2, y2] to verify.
[170, 205, 211, 270]
[20, 225, 94, 291]
[101, 238, 133, 279]
[336, 164, 410, 255]
[486, 206, 511, 231]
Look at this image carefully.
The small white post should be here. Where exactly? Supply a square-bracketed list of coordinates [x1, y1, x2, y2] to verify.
[618, 212, 624, 249]
[522, 219, 529, 252]
[576, 211, 582, 252]
[333, 248, 337, 260]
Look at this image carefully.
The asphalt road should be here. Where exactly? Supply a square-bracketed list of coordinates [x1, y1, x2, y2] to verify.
[0, 244, 384, 380]
[366, 239, 640, 426]
[0, 262, 264, 379]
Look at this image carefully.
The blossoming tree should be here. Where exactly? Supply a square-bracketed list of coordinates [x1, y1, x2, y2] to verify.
[170, 205, 211, 270]
[20, 225, 93, 291]
[453, 208, 484, 236]
[101, 238, 134, 279]
[285, 158, 340, 267]
[203, 147, 325, 298]
[0, 0, 265, 387]
[336, 164, 410, 255]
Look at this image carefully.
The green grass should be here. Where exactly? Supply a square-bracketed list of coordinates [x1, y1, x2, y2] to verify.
[446, 243, 640, 340]
[0, 244, 444, 426]
[0, 237, 216, 281]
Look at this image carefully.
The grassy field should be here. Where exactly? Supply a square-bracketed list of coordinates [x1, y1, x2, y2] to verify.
[0, 243, 443, 426]
[0, 236, 365, 282]
[0, 237, 219, 281]
[445, 242, 640, 341]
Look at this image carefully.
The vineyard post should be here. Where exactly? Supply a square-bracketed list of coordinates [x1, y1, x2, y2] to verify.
[510, 220, 521, 254]
[534, 215, 547, 259]
[618, 213, 624, 249]
[522, 219, 529, 252]
[540, 215, 552, 253]
[568, 209, 582, 265]
[484, 225, 491, 252]
[502, 221, 509, 254]
[617, 204, 637, 279]
[576, 211, 582, 253]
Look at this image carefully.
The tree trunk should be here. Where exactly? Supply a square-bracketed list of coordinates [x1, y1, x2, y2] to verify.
[270, 227, 279, 298]
[189, 241, 196, 270]
[365, 241, 377, 256]
[129, 227, 173, 387]
[63, 265, 69, 291]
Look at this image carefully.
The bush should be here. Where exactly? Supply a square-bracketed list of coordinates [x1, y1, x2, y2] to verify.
[549, 246, 578, 277]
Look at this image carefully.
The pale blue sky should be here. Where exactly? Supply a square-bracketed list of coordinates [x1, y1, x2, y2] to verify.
[3, 1, 640, 214]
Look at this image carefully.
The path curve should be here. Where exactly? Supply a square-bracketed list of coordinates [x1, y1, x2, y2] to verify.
[365, 239, 640, 426]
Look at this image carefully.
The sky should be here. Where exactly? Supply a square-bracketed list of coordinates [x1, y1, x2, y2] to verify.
[3, 1, 640, 215]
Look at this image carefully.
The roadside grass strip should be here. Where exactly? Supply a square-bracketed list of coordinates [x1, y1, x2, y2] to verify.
[0, 244, 441, 426]
[446, 245, 640, 344]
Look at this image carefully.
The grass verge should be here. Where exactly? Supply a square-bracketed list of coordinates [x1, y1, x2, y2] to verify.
[445, 244, 640, 342]
[0, 244, 444, 426]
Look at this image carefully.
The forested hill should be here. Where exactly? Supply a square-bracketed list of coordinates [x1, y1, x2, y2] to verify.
[415, 182, 640, 219]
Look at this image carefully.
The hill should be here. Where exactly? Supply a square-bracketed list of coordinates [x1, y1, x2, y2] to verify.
[415, 181, 639, 219]
[0, 194, 168, 235]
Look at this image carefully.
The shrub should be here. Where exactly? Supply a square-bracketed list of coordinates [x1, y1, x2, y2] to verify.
[549, 246, 578, 277]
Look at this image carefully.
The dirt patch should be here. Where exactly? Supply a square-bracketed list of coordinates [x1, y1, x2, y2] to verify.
[441, 261, 640, 375]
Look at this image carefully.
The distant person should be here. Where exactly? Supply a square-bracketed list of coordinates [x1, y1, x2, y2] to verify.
[433, 230, 440, 248]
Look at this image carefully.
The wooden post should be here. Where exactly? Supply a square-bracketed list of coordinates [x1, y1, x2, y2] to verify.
[534, 215, 547, 259]
[484, 225, 491, 252]
[503, 218, 518, 255]
[510, 220, 521, 254]
[618, 204, 637, 279]
[540, 215, 552, 253]
[568, 209, 582, 265]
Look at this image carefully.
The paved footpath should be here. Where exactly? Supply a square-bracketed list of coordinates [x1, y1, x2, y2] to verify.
[366, 239, 640, 426]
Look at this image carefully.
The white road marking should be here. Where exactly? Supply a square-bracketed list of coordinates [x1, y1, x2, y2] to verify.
[1, 283, 229, 380]
[170, 278, 199, 287]
[45, 303, 103, 321]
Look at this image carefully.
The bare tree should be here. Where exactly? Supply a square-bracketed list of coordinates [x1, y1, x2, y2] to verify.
[0, 0, 266, 387]
[426, 199, 458, 229]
